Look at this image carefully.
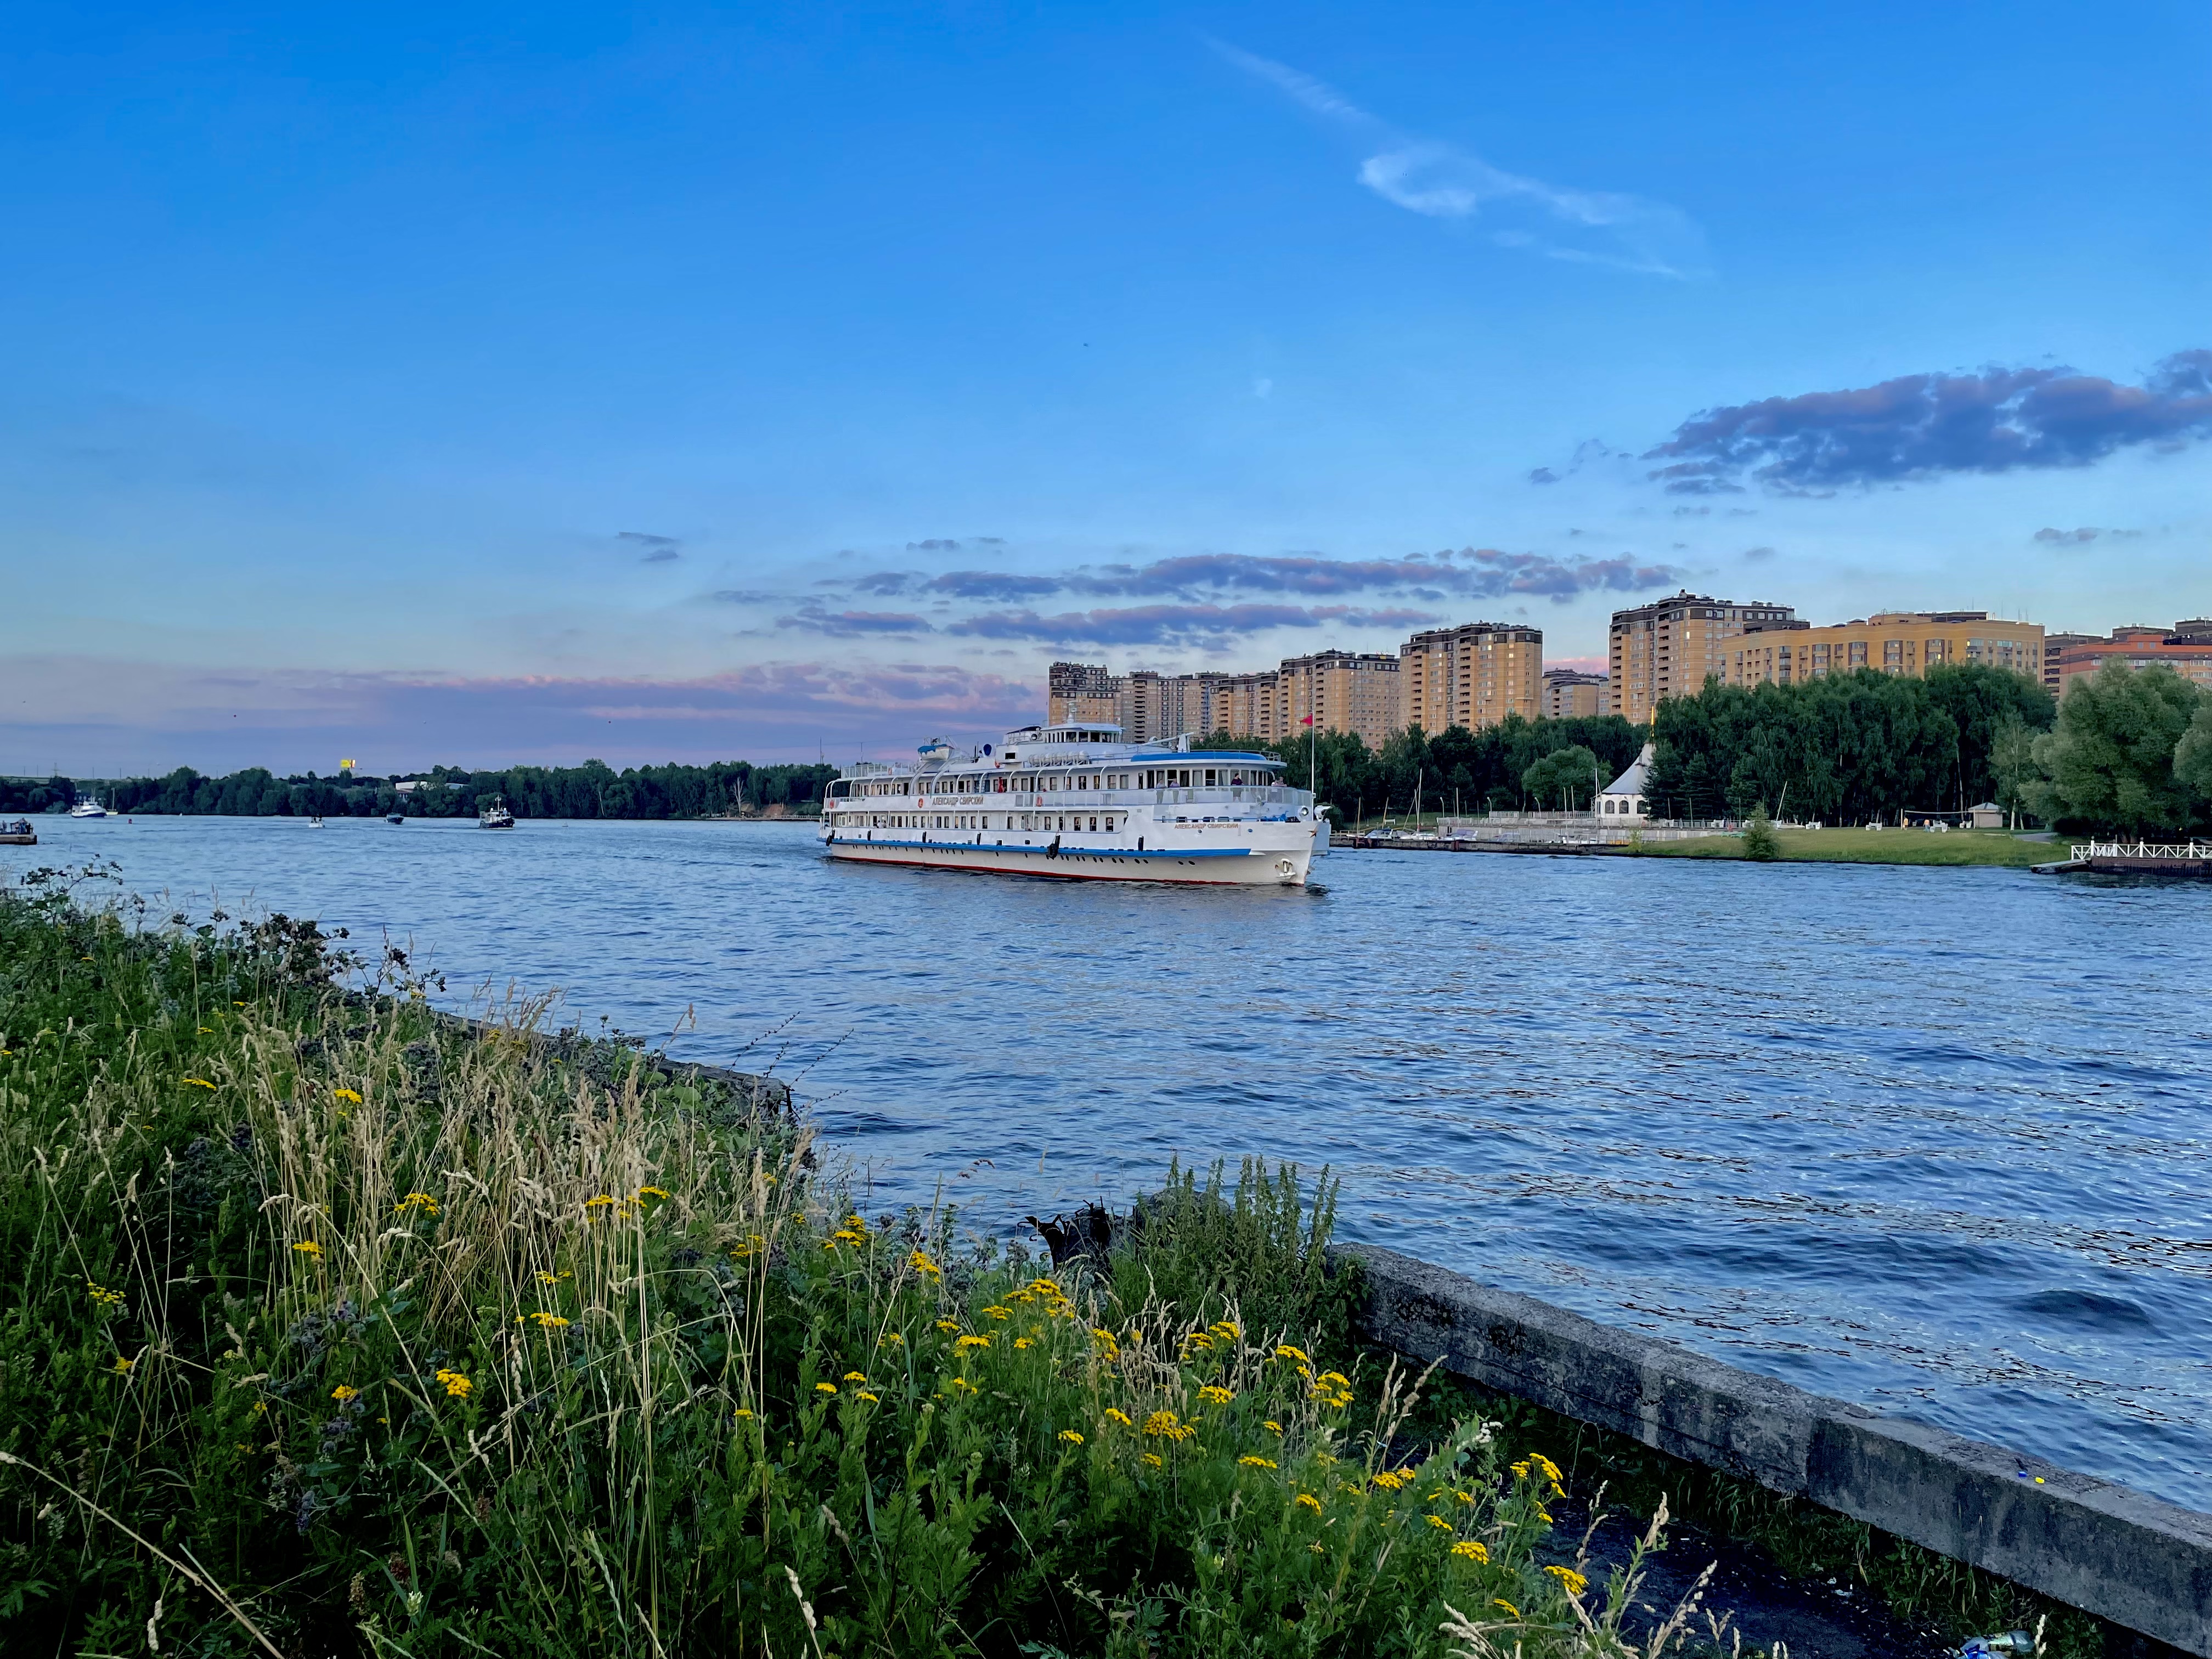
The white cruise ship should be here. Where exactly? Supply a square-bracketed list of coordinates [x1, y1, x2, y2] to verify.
[820, 723, 1319, 885]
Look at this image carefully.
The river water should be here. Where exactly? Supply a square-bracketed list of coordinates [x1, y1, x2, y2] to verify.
[12, 814, 2211, 1512]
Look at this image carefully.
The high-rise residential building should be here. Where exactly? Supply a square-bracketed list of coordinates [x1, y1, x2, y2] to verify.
[1725, 612, 2044, 689]
[1609, 592, 1796, 723]
[1047, 661, 1123, 726]
[1274, 651, 1402, 749]
[2052, 622, 2212, 696]
[1400, 622, 1544, 733]
[1542, 669, 1609, 719]
[1216, 670, 1284, 741]
[2040, 634, 2097, 698]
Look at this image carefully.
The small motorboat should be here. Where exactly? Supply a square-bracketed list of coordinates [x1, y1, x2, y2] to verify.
[386, 812, 405, 826]
[69, 795, 108, 819]
[0, 818, 36, 847]
[308, 816, 325, 828]
[478, 796, 516, 830]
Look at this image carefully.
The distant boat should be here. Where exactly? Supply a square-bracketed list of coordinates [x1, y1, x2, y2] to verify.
[478, 797, 516, 830]
[0, 818, 35, 847]
[69, 795, 108, 819]
[386, 812, 405, 825]
[308, 816, 325, 828]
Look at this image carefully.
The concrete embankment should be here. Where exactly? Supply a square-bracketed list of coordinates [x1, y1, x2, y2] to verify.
[1347, 1244, 2212, 1657]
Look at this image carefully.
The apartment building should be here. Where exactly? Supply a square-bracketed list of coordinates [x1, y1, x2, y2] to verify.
[2053, 621, 2212, 695]
[1400, 622, 1544, 733]
[1725, 612, 2044, 689]
[2040, 634, 2097, 698]
[1276, 651, 1402, 749]
[1542, 669, 1609, 719]
[1047, 661, 1122, 726]
[1609, 592, 1796, 724]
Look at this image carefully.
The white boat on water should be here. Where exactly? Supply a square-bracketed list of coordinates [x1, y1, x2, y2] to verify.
[69, 795, 108, 819]
[820, 723, 1319, 886]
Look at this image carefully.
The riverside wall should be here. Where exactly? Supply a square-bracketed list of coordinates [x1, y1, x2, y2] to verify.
[1346, 1244, 2212, 1657]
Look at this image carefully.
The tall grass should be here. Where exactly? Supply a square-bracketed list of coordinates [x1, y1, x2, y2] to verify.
[2, 866, 1758, 1657]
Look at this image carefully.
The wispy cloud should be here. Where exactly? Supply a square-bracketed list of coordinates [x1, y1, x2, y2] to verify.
[824, 547, 1684, 609]
[1646, 349, 2212, 494]
[947, 602, 1439, 648]
[775, 601, 935, 637]
[1211, 40, 1707, 279]
[617, 530, 682, 562]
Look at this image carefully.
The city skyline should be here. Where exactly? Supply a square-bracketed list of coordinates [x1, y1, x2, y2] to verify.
[3, 1, 2206, 774]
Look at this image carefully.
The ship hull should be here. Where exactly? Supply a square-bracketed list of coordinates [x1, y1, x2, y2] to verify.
[822, 834, 1310, 885]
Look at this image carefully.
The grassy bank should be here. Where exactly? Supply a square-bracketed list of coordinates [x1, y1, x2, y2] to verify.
[2, 865, 1735, 1658]
[1630, 827, 2052, 867]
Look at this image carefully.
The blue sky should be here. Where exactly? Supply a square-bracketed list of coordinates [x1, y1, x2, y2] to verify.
[3, 0, 2207, 772]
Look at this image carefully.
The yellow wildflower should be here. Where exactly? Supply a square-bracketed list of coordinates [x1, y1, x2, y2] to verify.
[1451, 1539, 1488, 1562]
[856, 1391, 879, 1403]
[395, 1192, 439, 1216]
[879, 1331, 904, 1347]
[1198, 1385, 1233, 1406]
[908, 1249, 943, 1279]
[955, 1335, 991, 1350]
[1531, 1452, 1564, 1486]
[529, 1312, 569, 1328]
[1103, 1408, 1133, 1427]
[733, 1407, 755, 1420]
[934, 1319, 960, 1334]
[1141, 1453, 1163, 1468]
[815, 1382, 838, 1395]
[333, 1087, 363, 1104]
[112, 1356, 134, 1375]
[1370, 1471, 1406, 1492]
[291, 1240, 323, 1258]
[1544, 1565, 1587, 1596]
[1427, 1514, 1452, 1529]
[1493, 1599, 1521, 1617]
[434, 1369, 472, 1399]
[1295, 1493, 1323, 1513]
[1013, 1337, 1033, 1349]
[842, 1370, 867, 1382]
[182, 1078, 216, 1090]
[1273, 1344, 1311, 1365]
[1057, 1430, 1084, 1445]
[331, 1385, 360, 1403]
[981, 1305, 1010, 1321]
[583, 1195, 616, 1211]
[1237, 1455, 1277, 1469]
[1510, 1459, 1531, 1479]
[1210, 1319, 1239, 1340]
[636, 1185, 669, 1200]
[1262, 1419, 1283, 1435]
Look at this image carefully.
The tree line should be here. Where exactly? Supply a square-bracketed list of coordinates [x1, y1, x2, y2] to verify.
[1199, 714, 1650, 823]
[1642, 663, 2055, 823]
[1644, 660, 2212, 833]
[0, 759, 839, 821]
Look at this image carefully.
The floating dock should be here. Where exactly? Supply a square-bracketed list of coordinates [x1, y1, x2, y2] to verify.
[2033, 839, 2212, 878]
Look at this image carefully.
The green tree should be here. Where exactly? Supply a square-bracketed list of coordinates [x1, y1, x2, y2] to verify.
[1741, 805, 1781, 860]
[1520, 745, 1601, 811]
[2025, 662, 2208, 834]
[1990, 714, 2039, 829]
[2176, 697, 2212, 810]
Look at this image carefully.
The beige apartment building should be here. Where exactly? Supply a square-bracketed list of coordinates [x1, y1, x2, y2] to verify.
[1725, 612, 2044, 689]
[1401, 622, 1544, 733]
[1609, 592, 1797, 724]
[1047, 661, 1122, 726]
[1047, 653, 1401, 747]
[1272, 651, 1400, 747]
[1542, 668, 1609, 719]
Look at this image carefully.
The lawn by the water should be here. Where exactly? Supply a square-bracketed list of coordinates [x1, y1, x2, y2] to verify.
[1635, 826, 2055, 867]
